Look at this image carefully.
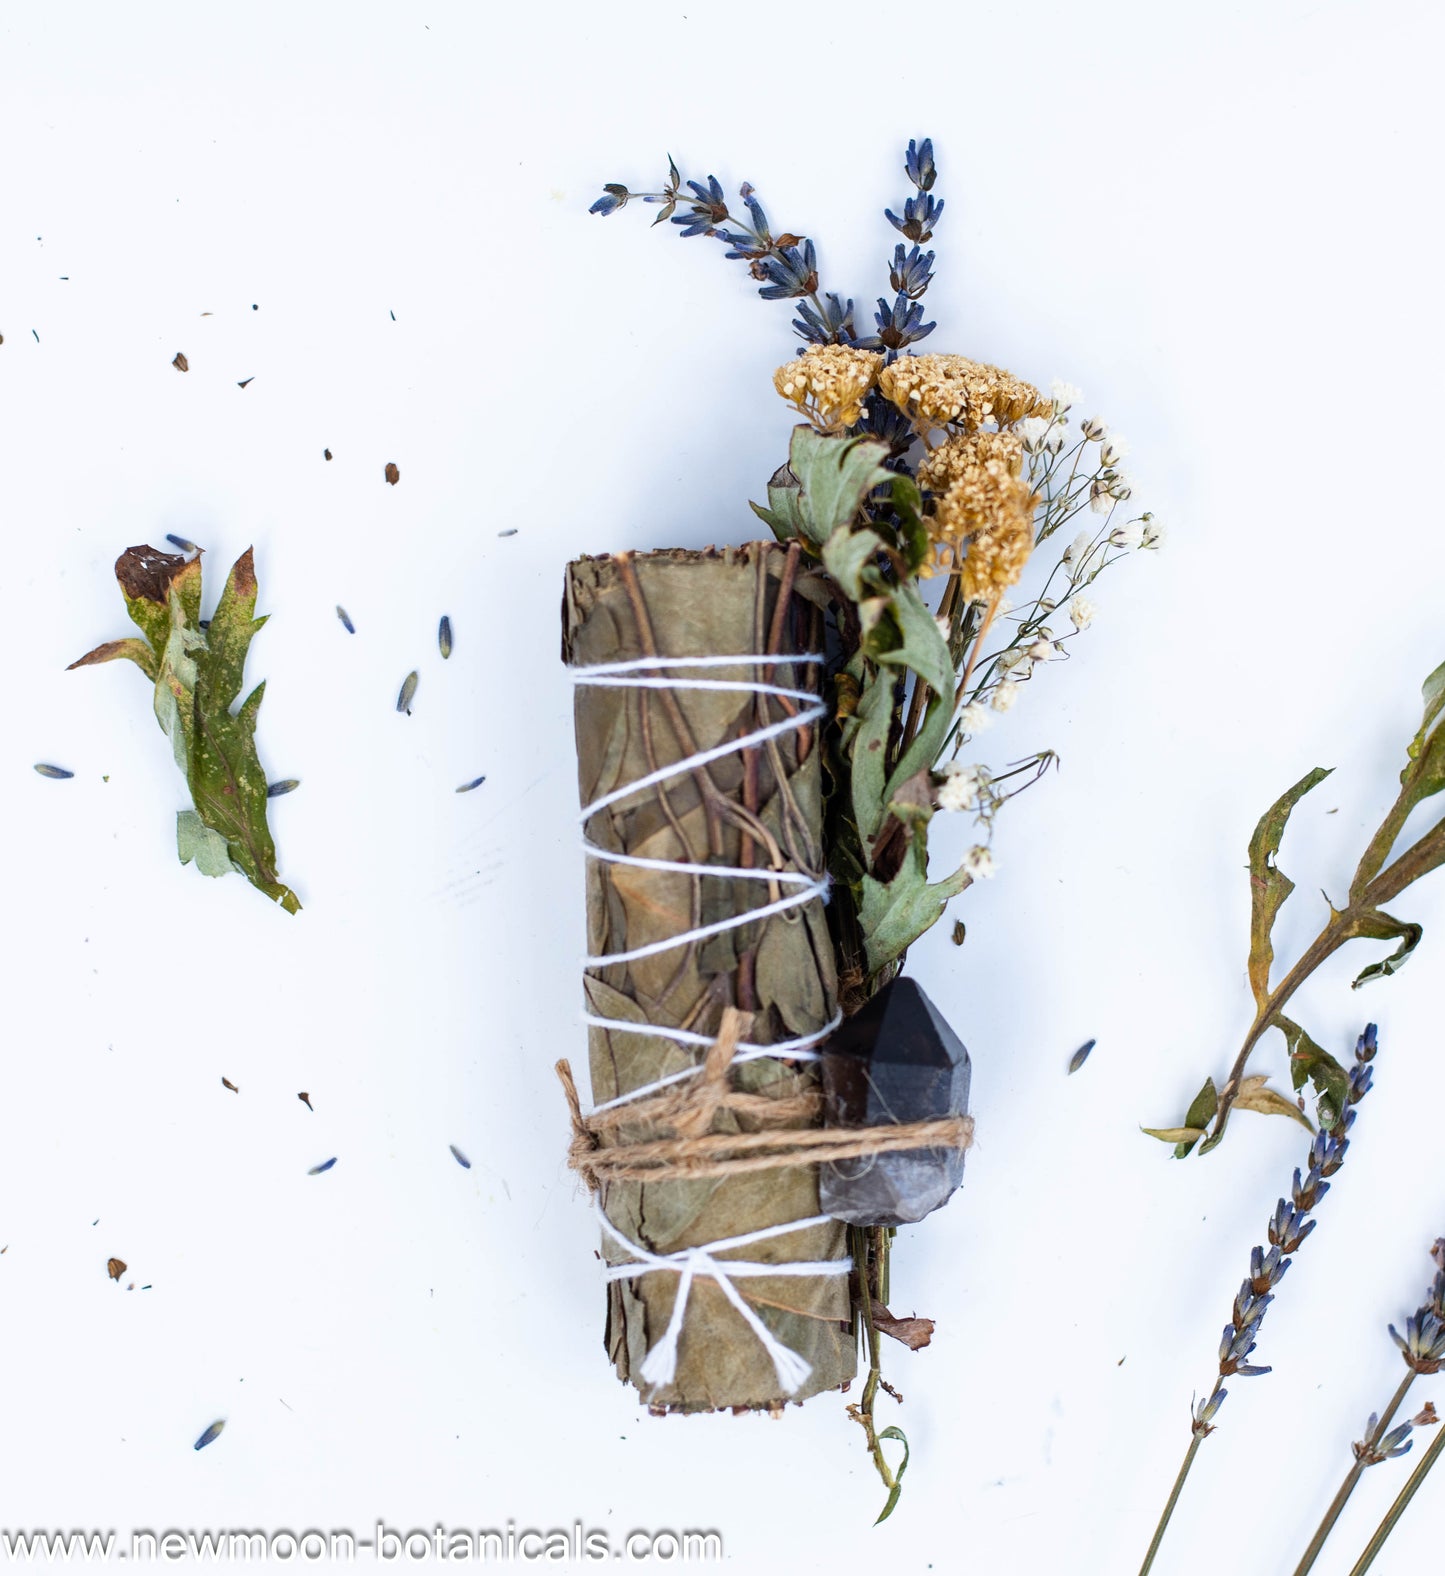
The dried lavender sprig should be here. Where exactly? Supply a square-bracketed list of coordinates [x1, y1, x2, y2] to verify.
[1138, 1025, 1378, 1576]
[1292, 1236, 1445, 1576]
[1347, 1246, 1445, 1574]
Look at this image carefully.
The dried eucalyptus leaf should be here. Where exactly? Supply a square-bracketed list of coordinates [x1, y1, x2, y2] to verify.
[1246, 766, 1332, 1012]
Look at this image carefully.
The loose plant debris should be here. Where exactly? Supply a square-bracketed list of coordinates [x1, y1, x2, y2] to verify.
[1068, 1039, 1096, 1074]
[449, 1144, 471, 1169]
[68, 545, 301, 913]
[950, 919, 965, 945]
[33, 763, 74, 779]
[221, 1077, 238, 1093]
[324, 448, 333, 461]
[497, 528, 517, 537]
[1149, 658, 1445, 1157]
[266, 779, 300, 797]
[335, 604, 354, 633]
[396, 671, 418, 714]
[107, 1257, 126, 1281]
[193, 1420, 225, 1451]
[307, 1157, 336, 1175]
[455, 775, 486, 793]
[165, 534, 200, 554]
[236, 377, 253, 389]
[384, 462, 400, 486]
[438, 615, 453, 658]
[297, 1092, 313, 1110]
[172, 352, 189, 372]
[592, 135, 1164, 1516]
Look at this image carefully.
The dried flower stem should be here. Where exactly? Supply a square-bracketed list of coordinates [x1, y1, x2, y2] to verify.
[1347, 1415, 1445, 1575]
[1292, 1372, 1419, 1576]
[1137, 1434, 1204, 1576]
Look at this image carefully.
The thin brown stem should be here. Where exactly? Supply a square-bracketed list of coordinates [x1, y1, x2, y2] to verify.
[1292, 1371, 1417, 1576]
[1347, 1414, 1445, 1575]
[1137, 1432, 1204, 1576]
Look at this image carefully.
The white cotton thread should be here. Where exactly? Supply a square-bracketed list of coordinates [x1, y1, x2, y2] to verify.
[596, 1209, 851, 1395]
[573, 652, 831, 1055]
[579, 1010, 842, 1117]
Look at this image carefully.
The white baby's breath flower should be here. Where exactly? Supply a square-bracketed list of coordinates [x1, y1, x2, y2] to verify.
[991, 679, 1020, 712]
[1043, 423, 1067, 454]
[1089, 483, 1115, 514]
[958, 701, 991, 734]
[935, 612, 953, 640]
[1050, 378, 1083, 409]
[1069, 594, 1096, 630]
[936, 761, 986, 812]
[962, 845, 996, 880]
[1100, 433, 1130, 466]
[1141, 518, 1166, 549]
[996, 647, 1028, 672]
[1110, 521, 1145, 549]
[1028, 637, 1057, 661]
[1064, 528, 1094, 567]
[1018, 415, 1052, 452]
[1107, 471, 1133, 500]
[1081, 416, 1106, 441]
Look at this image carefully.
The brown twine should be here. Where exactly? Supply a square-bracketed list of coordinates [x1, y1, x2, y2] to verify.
[557, 1007, 974, 1191]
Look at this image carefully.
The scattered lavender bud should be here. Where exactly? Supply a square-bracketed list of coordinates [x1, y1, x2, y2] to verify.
[308, 1157, 337, 1176]
[33, 763, 74, 779]
[194, 1420, 225, 1451]
[1068, 1039, 1095, 1074]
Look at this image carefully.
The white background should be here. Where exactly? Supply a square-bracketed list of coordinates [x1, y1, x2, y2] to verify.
[3, 2, 1444, 1571]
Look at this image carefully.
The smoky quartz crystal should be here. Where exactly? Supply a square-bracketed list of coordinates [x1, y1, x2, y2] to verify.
[818, 976, 971, 1227]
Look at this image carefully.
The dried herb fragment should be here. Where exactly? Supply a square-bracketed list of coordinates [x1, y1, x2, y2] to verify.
[165, 534, 199, 554]
[873, 1307, 935, 1349]
[335, 605, 354, 633]
[221, 1077, 238, 1092]
[1069, 1039, 1096, 1074]
[172, 352, 189, 372]
[266, 779, 299, 797]
[308, 1156, 336, 1175]
[455, 775, 486, 793]
[68, 545, 301, 913]
[107, 1257, 126, 1280]
[449, 1144, 471, 1169]
[438, 615, 452, 658]
[384, 462, 400, 486]
[396, 671, 418, 713]
[33, 763, 74, 779]
[193, 1420, 224, 1450]
[323, 448, 333, 461]
[951, 919, 966, 945]
[237, 377, 253, 389]
[298, 1091, 312, 1110]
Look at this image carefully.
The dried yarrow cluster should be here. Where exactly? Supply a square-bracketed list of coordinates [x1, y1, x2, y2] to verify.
[877, 353, 1049, 434]
[773, 344, 883, 432]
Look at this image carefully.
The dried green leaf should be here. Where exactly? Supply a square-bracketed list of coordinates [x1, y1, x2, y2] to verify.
[1232, 1074, 1313, 1133]
[821, 524, 886, 602]
[1246, 766, 1332, 1011]
[1277, 1014, 1349, 1120]
[889, 473, 930, 576]
[1141, 1125, 1208, 1146]
[859, 854, 970, 974]
[66, 637, 159, 682]
[1349, 907, 1424, 988]
[874, 1426, 911, 1525]
[788, 426, 892, 545]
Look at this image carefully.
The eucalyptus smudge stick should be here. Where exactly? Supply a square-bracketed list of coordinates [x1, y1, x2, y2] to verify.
[1149, 659, 1445, 1157]
[68, 545, 301, 913]
[590, 135, 1164, 1514]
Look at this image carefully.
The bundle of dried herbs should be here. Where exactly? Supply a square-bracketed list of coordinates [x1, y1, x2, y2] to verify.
[582, 138, 1163, 1513]
[70, 544, 300, 913]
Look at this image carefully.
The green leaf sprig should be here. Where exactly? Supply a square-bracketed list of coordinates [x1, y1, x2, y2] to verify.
[1149, 658, 1445, 1156]
[70, 544, 301, 913]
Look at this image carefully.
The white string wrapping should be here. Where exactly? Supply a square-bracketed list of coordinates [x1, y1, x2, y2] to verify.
[573, 652, 831, 1092]
[596, 1209, 852, 1396]
[573, 652, 845, 1395]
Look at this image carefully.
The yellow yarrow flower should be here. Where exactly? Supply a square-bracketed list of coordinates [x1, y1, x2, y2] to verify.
[772, 345, 883, 432]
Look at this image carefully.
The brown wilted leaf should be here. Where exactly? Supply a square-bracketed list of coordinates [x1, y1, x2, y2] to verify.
[221, 1077, 238, 1093]
[1413, 1401, 1439, 1427]
[951, 920, 966, 946]
[107, 1257, 126, 1281]
[172, 352, 189, 372]
[874, 1306, 934, 1350]
[384, 462, 400, 486]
